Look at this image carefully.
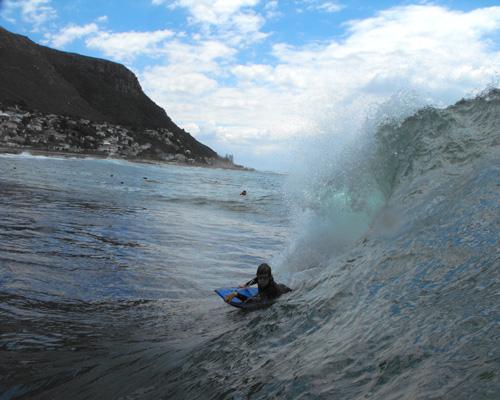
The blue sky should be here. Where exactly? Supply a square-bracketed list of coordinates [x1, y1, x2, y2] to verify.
[1, 0, 500, 171]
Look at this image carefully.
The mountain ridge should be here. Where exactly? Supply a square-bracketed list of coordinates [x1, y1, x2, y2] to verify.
[0, 26, 222, 163]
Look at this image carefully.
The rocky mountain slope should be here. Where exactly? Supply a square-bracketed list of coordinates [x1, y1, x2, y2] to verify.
[0, 26, 233, 166]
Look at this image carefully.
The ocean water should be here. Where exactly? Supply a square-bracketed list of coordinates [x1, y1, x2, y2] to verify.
[0, 89, 499, 399]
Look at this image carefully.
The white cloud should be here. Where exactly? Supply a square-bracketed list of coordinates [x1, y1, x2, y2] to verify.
[96, 15, 108, 23]
[164, 0, 260, 26]
[264, 0, 281, 19]
[43, 23, 99, 48]
[231, 11, 262, 34]
[296, 0, 344, 14]
[265, 1, 279, 11]
[138, 5, 500, 168]
[223, 11, 268, 45]
[316, 2, 343, 13]
[153, 0, 267, 46]
[140, 39, 237, 120]
[231, 64, 275, 83]
[143, 66, 218, 96]
[85, 29, 175, 61]
[2, 0, 57, 28]
[41, 23, 177, 61]
[162, 39, 235, 69]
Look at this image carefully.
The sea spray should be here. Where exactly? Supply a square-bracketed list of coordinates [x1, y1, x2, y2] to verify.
[275, 91, 430, 278]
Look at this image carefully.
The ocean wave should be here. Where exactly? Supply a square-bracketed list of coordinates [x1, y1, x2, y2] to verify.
[278, 88, 500, 272]
[373, 88, 500, 196]
[166, 89, 500, 399]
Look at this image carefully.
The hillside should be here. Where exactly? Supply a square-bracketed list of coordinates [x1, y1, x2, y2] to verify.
[0, 26, 224, 163]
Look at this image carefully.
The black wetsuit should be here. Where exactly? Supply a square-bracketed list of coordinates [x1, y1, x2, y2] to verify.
[236, 276, 291, 303]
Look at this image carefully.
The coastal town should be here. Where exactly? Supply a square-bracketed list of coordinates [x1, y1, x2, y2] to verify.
[0, 103, 238, 168]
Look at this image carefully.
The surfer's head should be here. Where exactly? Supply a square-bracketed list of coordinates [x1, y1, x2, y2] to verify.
[257, 263, 272, 288]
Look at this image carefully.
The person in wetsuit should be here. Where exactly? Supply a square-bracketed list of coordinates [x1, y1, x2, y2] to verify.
[224, 263, 291, 304]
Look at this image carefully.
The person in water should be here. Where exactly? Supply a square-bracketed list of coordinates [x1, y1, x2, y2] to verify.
[240, 190, 247, 196]
[224, 263, 291, 303]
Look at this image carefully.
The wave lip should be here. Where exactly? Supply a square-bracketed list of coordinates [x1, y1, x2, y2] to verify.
[374, 88, 500, 196]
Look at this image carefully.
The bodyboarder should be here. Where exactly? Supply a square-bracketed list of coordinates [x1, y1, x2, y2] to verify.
[224, 263, 291, 304]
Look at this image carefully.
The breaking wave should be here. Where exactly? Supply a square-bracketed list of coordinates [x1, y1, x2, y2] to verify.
[169, 88, 500, 399]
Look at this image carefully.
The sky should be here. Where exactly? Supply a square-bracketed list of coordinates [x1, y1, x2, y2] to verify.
[1, 0, 500, 171]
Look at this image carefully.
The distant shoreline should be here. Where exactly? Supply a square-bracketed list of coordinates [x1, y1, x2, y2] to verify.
[0, 103, 249, 171]
[0, 147, 254, 171]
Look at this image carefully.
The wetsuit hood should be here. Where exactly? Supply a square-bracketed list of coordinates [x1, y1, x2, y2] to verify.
[257, 263, 273, 289]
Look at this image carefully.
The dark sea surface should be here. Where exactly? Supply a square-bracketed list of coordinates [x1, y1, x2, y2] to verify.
[1, 90, 499, 399]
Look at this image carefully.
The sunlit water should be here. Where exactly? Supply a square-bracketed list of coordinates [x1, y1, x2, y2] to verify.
[1, 89, 500, 400]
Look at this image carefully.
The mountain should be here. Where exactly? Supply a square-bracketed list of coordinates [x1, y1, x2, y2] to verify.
[0, 26, 221, 162]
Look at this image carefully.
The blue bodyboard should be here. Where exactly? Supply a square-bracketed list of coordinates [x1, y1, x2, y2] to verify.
[214, 287, 259, 309]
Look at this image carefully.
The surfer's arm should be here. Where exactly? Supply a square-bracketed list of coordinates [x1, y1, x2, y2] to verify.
[243, 277, 257, 287]
[278, 283, 292, 294]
